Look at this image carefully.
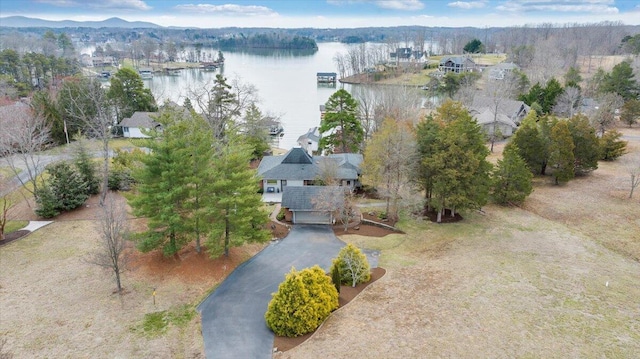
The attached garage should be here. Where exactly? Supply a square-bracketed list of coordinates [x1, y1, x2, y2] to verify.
[293, 211, 332, 225]
[281, 186, 343, 225]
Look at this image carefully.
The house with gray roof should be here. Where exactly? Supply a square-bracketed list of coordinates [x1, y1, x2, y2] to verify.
[120, 112, 161, 138]
[297, 127, 321, 156]
[257, 147, 363, 203]
[469, 95, 531, 137]
[281, 186, 344, 224]
[489, 62, 519, 80]
[439, 56, 476, 73]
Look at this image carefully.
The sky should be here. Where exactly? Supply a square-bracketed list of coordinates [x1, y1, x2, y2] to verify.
[1, 0, 639, 28]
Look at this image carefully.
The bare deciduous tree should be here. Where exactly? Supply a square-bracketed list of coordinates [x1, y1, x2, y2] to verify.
[625, 154, 640, 199]
[590, 92, 624, 136]
[553, 86, 581, 118]
[0, 196, 15, 241]
[63, 79, 113, 205]
[90, 193, 129, 293]
[311, 186, 355, 232]
[0, 102, 51, 201]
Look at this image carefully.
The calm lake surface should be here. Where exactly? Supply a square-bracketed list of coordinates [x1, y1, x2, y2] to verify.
[144, 42, 353, 149]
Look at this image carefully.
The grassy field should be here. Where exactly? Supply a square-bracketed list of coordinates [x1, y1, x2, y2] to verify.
[1, 127, 638, 358]
[278, 127, 640, 359]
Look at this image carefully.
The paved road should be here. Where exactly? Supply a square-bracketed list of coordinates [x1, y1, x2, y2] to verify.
[197, 225, 378, 359]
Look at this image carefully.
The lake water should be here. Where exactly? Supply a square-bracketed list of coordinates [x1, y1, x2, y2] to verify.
[144, 42, 354, 149]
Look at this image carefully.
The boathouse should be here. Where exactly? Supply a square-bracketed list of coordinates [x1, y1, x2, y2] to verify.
[317, 72, 337, 83]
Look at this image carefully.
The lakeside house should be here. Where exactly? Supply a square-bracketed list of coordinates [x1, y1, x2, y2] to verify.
[297, 127, 320, 156]
[257, 147, 362, 203]
[467, 95, 531, 137]
[438, 56, 476, 73]
[489, 62, 520, 80]
[120, 112, 161, 138]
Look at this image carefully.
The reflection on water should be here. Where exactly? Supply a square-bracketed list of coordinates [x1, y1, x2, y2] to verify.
[145, 42, 350, 149]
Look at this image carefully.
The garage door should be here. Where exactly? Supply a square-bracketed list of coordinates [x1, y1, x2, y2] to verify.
[294, 211, 331, 224]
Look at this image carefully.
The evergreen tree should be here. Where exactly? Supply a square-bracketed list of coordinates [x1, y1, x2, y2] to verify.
[564, 66, 583, 89]
[601, 61, 638, 101]
[491, 144, 533, 205]
[548, 120, 575, 185]
[463, 39, 484, 53]
[108, 68, 157, 122]
[130, 111, 192, 256]
[421, 101, 492, 222]
[207, 74, 239, 140]
[567, 114, 599, 175]
[241, 102, 272, 160]
[73, 138, 100, 195]
[415, 114, 443, 210]
[206, 135, 270, 258]
[509, 110, 549, 175]
[319, 89, 364, 154]
[620, 99, 640, 128]
[599, 130, 627, 161]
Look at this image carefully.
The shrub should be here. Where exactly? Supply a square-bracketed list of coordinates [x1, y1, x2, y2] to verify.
[108, 169, 133, 191]
[73, 139, 100, 195]
[276, 207, 286, 221]
[600, 130, 627, 161]
[35, 184, 60, 218]
[35, 162, 89, 218]
[265, 266, 339, 337]
[330, 264, 341, 294]
[330, 243, 371, 288]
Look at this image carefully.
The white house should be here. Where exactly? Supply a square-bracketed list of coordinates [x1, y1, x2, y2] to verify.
[296, 127, 320, 156]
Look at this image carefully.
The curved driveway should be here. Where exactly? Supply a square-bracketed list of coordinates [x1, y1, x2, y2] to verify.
[198, 225, 378, 359]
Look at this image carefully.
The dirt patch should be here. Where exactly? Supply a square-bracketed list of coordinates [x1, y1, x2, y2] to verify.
[424, 208, 464, 223]
[273, 267, 386, 353]
[0, 229, 30, 246]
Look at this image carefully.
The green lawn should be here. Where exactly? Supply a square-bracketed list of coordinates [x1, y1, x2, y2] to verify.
[4, 220, 28, 233]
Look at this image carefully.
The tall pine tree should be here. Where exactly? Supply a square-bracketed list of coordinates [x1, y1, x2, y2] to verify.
[548, 120, 575, 185]
[206, 135, 270, 258]
[319, 89, 363, 154]
[492, 144, 533, 205]
[130, 110, 192, 256]
[567, 114, 599, 175]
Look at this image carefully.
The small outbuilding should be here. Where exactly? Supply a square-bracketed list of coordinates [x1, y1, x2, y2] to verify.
[120, 112, 161, 138]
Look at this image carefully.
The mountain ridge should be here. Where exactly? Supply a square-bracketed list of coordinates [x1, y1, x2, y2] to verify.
[0, 16, 161, 29]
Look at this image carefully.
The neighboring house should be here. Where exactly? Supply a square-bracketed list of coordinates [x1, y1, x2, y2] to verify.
[390, 47, 412, 60]
[470, 96, 531, 127]
[488, 62, 519, 80]
[438, 56, 476, 73]
[281, 186, 344, 224]
[257, 147, 363, 202]
[120, 112, 161, 138]
[471, 108, 517, 137]
[297, 127, 320, 156]
[91, 56, 116, 68]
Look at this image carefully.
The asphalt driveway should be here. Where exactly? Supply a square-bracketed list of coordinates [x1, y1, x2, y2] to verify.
[198, 225, 378, 359]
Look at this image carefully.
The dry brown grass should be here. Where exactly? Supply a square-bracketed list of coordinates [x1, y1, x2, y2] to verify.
[0, 218, 264, 358]
[277, 126, 640, 359]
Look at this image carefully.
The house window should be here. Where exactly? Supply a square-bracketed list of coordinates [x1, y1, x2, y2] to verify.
[346, 180, 351, 186]
[267, 180, 277, 184]
[124, 127, 129, 133]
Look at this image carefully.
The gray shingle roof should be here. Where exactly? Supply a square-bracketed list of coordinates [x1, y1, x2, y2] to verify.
[282, 186, 343, 210]
[473, 108, 516, 127]
[470, 96, 529, 120]
[120, 112, 159, 128]
[282, 147, 313, 164]
[257, 148, 362, 181]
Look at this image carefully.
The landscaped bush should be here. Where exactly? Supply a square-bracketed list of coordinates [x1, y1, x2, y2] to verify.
[276, 207, 286, 221]
[265, 266, 339, 337]
[330, 243, 371, 288]
[599, 130, 627, 161]
[35, 162, 89, 218]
